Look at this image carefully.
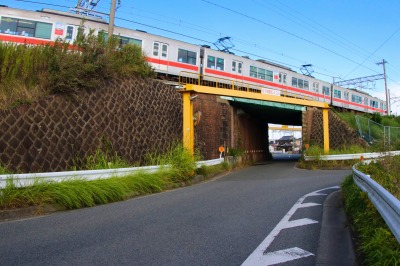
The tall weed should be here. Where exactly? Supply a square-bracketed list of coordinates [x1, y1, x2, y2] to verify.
[342, 176, 400, 265]
[0, 27, 154, 110]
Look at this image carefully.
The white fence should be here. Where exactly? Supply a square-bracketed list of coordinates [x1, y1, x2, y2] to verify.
[0, 158, 224, 189]
[353, 164, 400, 243]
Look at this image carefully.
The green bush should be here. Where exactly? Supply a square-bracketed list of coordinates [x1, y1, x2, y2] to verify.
[0, 27, 154, 110]
[342, 175, 400, 265]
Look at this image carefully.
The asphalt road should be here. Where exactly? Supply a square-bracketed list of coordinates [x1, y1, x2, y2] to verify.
[0, 160, 351, 265]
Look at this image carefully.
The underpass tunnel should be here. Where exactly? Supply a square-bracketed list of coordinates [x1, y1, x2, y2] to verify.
[192, 94, 304, 163]
[226, 97, 304, 162]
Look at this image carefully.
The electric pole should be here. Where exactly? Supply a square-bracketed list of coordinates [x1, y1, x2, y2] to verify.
[108, 0, 117, 39]
[377, 59, 389, 115]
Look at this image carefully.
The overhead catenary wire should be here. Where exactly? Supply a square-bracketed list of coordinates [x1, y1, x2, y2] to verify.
[200, 0, 380, 75]
[6, 0, 398, 89]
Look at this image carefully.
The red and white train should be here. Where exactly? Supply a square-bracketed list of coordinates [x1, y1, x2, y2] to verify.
[0, 5, 387, 114]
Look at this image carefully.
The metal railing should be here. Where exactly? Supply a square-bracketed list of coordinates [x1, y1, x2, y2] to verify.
[304, 151, 400, 161]
[353, 164, 400, 243]
[0, 158, 224, 189]
[178, 71, 313, 101]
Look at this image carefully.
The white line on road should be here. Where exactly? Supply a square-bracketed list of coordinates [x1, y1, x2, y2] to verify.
[262, 247, 314, 265]
[241, 186, 340, 266]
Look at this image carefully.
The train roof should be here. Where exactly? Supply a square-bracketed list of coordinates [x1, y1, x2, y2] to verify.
[256, 59, 292, 72]
[39, 8, 107, 24]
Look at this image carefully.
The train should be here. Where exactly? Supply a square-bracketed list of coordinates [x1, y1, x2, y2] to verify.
[0, 5, 387, 114]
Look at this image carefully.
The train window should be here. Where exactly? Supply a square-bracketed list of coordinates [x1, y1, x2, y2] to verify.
[250, 66, 272, 81]
[216, 58, 224, 70]
[232, 60, 243, 73]
[304, 81, 309, 90]
[178, 49, 197, 65]
[0, 17, 51, 39]
[334, 89, 341, 99]
[298, 79, 304, 89]
[35, 22, 51, 39]
[364, 97, 368, 106]
[266, 70, 273, 81]
[258, 68, 266, 80]
[153, 42, 159, 56]
[344, 91, 349, 100]
[292, 77, 298, 88]
[313, 82, 319, 92]
[207, 56, 215, 69]
[207, 56, 224, 70]
[322, 86, 330, 95]
[370, 100, 378, 108]
[279, 73, 287, 84]
[162, 44, 168, 58]
[130, 39, 142, 47]
[66, 25, 75, 41]
[351, 94, 362, 104]
[250, 66, 257, 77]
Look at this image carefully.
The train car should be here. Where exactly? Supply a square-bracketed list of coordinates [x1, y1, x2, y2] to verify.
[0, 5, 387, 114]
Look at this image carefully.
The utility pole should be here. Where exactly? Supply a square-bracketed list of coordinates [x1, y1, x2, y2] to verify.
[108, 0, 117, 39]
[377, 59, 389, 115]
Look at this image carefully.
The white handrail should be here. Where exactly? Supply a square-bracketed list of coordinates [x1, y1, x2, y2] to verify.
[0, 158, 224, 189]
[352, 164, 400, 243]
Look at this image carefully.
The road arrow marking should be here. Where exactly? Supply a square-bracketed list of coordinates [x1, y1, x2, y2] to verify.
[298, 202, 321, 208]
[242, 186, 339, 266]
[283, 218, 318, 229]
[263, 247, 314, 265]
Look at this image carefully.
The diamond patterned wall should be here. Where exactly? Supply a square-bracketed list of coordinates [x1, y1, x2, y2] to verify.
[0, 77, 182, 173]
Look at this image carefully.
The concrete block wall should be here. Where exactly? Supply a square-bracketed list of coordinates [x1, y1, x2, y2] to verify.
[0, 77, 182, 173]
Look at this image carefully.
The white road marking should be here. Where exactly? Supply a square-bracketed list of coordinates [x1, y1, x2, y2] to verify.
[283, 218, 318, 229]
[241, 186, 339, 266]
[263, 247, 314, 265]
[298, 202, 321, 208]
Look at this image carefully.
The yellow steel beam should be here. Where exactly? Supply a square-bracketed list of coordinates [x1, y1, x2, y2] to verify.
[181, 91, 194, 155]
[269, 126, 302, 131]
[323, 108, 330, 154]
[184, 84, 329, 108]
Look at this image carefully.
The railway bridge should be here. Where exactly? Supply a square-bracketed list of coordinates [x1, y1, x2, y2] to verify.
[178, 74, 331, 160]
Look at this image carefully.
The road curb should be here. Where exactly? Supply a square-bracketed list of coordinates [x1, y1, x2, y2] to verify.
[316, 190, 357, 265]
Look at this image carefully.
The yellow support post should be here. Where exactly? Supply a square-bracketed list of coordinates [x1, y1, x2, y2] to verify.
[323, 108, 330, 154]
[181, 91, 194, 155]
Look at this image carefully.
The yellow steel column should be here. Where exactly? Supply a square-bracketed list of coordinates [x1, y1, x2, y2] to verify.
[190, 97, 194, 154]
[323, 108, 330, 154]
[182, 91, 194, 155]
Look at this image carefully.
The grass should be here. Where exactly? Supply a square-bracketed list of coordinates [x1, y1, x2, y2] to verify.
[0, 30, 154, 110]
[0, 143, 228, 210]
[342, 175, 400, 265]
[298, 145, 368, 169]
[356, 156, 400, 200]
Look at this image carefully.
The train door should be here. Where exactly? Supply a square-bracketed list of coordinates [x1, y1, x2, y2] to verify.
[152, 42, 168, 71]
[232, 60, 243, 80]
[343, 91, 349, 108]
[65, 25, 78, 43]
[313, 82, 319, 101]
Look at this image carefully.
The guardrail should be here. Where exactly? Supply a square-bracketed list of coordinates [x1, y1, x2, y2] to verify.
[0, 158, 224, 189]
[352, 164, 400, 243]
[304, 151, 400, 161]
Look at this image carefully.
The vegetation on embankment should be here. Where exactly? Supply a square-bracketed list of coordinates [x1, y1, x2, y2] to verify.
[0, 30, 154, 110]
[336, 110, 400, 150]
[298, 145, 367, 169]
[342, 174, 400, 265]
[0, 144, 230, 211]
